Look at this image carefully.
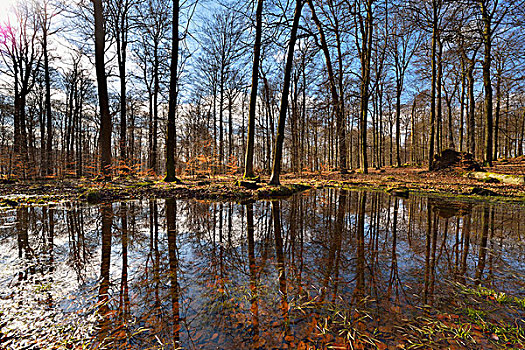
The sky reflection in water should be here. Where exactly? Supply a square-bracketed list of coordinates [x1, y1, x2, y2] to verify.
[1, 189, 524, 349]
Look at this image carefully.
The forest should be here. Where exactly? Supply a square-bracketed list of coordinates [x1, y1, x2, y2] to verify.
[1, 0, 525, 185]
[3, 1, 525, 348]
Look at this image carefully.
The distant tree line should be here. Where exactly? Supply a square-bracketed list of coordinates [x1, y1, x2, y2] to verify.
[1, 0, 525, 182]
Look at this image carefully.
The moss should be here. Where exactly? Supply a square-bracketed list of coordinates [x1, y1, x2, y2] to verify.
[466, 171, 525, 185]
[242, 175, 261, 183]
[236, 180, 260, 189]
[469, 187, 498, 196]
[386, 186, 409, 198]
[83, 190, 105, 203]
[127, 181, 153, 188]
[0, 198, 19, 207]
[408, 189, 525, 206]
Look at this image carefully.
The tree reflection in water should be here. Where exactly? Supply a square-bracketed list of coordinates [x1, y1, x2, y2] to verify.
[1, 189, 525, 348]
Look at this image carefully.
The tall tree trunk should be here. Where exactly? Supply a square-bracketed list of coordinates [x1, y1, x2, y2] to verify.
[494, 71, 501, 160]
[395, 86, 402, 167]
[152, 41, 160, 174]
[219, 70, 224, 172]
[165, 0, 180, 182]
[268, 0, 304, 185]
[410, 98, 417, 164]
[481, 1, 493, 166]
[459, 69, 466, 152]
[228, 95, 233, 162]
[359, 0, 374, 174]
[118, 39, 127, 172]
[428, 2, 437, 170]
[437, 38, 443, 153]
[94, 0, 112, 178]
[467, 62, 476, 155]
[243, 0, 264, 179]
[306, 0, 347, 173]
[43, 26, 53, 176]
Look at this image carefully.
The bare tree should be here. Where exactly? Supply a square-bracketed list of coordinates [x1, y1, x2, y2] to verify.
[165, 0, 181, 182]
[354, 0, 376, 174]
[269, 0, 305, 185]
[388, 6, 421, 167]
[93, 0, 112, 177]
[243, 0, 264, 179]
[0, 3, 42, 178]
[107, 0, 136, 172]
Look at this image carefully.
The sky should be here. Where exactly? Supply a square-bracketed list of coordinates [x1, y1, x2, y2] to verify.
[0, 0, 17, 24]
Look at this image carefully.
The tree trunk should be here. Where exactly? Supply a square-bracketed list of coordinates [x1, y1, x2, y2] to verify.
[307, 0, 347, 173]
[268, 0, 304, 185]
[243, 0, 264, 179]
[359, 0, 374, 174]
[493, 70, 501, 161]
[459, 69, 465, 152]
[43, 27, 53, 176]
[395, 87, 402, 167]
[152, 41, 160, 174]
[437, 38, 443, 153]
[428, 3, 437, 170]
[481, 1, 493, 166]
[165, 0, 180, 182]
[93, 0, 112, 178]
[467, 62, 476, 155]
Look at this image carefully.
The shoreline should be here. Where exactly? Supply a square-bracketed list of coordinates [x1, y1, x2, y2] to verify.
[1, 167, 524, 208]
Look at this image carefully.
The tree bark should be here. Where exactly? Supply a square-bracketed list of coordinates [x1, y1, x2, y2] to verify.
[42, 19, 53, 176]
[307, 0, 347, 173]
[165, 0, 180, 182]
[243, 0, 264, 179]
[93, 0, 112, 178]
[268, 0, 304, 185]
[428, 2, 437, 170]
[480, 1, 493, 166]
[359, 0, 374, 174]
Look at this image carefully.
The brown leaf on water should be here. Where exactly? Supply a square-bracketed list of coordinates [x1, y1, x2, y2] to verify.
[321, 333, 334, 343]
[390, 306, 401, 313]
[356, 321, 367, 331]
[376, 342, 388, 350]
[352, 340, 365, 350]
[284, 335, 294, 342]
[378, 325, 392, 333]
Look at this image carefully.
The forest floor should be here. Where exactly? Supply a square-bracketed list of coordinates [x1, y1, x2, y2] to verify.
[0, 156, 524, 208]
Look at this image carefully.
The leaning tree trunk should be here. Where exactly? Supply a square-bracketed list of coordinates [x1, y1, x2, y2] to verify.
[268, 0, 304, 186]
[307, 0, 347, 174]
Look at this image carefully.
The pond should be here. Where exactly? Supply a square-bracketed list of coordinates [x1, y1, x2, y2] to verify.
[1, 189, 524, 349]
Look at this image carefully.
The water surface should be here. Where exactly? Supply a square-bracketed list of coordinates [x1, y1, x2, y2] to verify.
[1, 189, 524, 349]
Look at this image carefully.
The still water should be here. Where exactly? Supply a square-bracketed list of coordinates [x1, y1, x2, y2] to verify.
[1, 189, 524, 349]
